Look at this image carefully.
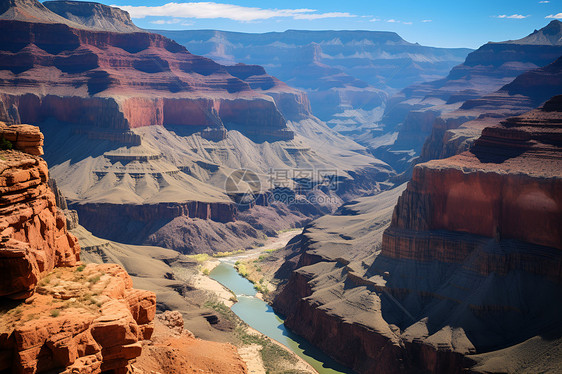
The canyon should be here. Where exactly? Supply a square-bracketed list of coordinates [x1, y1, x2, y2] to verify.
[156, 29, 472, 145]
[368, 20, 562, 173]
[273, 96, 562, 373]
[0, 0, 561, 372]
[0, 122, 253, 373]
[0, 0, 395, 254]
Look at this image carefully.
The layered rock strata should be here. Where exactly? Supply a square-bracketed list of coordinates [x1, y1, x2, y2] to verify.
[419, 53, 562, 165]
[369, 20, 562, 173]
[0, 122, 79, 299]
[275, 97, 562, 373]
[156, 29, 471, 135]
[0, 124, 157, 373]
[43, 0, 142, 33]
[0, 0, 307, 142]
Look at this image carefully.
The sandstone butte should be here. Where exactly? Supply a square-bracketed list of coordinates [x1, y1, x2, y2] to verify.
[0, 122, 248, 373]
[274, 95, 562, 373]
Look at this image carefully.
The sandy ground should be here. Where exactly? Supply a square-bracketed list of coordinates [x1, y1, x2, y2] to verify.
[237, 344, 266, 374]
[219, 229, 303, 264]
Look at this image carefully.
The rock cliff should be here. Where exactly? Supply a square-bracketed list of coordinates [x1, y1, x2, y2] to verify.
[0, 123, 157, 373]
[0, 0, 306, 142]
[274, 97, 562, 373]
[0, 122, 79, 299]
[368, 20, 562, 173]
[156, 29, 471, 138]
[43, 0, 142, 33]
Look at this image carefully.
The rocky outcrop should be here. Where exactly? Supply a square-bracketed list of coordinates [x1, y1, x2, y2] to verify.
[43, 0, 142, 33]
[274, 97, 562, 373]
[0, 123, 79, 299]
[0, 123, 157, 373]
[0, 263, 156, 373]
[0, 122, 44, 155]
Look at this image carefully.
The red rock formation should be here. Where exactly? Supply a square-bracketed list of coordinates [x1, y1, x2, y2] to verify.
[0, 263, 156, 373]
[0, 122, 79, 299]
[0, 123, 157, 373]
[133, 311, 248, 373]
[275, 97, 562, 374]
[0, 0, 307, 141]
[386, 97, 562, 259]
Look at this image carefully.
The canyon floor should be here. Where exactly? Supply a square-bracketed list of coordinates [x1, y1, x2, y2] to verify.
[77, 223, 314, 373]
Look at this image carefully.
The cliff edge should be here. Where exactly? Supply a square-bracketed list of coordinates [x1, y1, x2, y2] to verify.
[274, 96, 562, 373]
[0, 123, 157, 373]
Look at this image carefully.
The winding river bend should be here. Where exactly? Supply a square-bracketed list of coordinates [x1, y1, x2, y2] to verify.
[210, 260, 353, 374]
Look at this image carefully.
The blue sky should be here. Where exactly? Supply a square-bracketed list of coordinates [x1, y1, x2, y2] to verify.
[97, 0, 561, 48]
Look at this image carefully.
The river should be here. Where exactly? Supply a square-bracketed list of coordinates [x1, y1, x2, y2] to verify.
[210, 261, 353, 374]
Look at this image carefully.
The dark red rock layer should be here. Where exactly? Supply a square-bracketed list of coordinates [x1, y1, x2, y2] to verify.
[70, 200, 237, 246]
[0, 12, 308, 140]
[0, 123, 79, 299]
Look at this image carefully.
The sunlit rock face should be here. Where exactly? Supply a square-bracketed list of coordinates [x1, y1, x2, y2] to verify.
[0, 0, 313, 141]
[0, 124, 157, 373]
[274, 97, 562, 373]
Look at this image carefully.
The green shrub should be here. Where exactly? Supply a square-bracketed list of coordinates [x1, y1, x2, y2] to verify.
[88, 275, 101, 284]
[0, 136, 12, 151]
[236, 263, 248, 278]
[50, 309, 60, 318]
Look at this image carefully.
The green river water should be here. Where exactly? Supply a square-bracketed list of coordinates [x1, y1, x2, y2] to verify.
[210, 261, 353, 374]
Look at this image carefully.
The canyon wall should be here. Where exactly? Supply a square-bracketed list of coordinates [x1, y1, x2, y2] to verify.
[0, 122, 79, 299]
[368, 20, 562, 173]
[0, 122, 157, 373]
[419, 53, 562, 166]
[274, 97, 562, 373]
[157, 29, 471, 133]
[0, 4, 309, 141]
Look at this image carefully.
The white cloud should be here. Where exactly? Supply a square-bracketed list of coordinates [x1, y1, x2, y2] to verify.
[113, 2, 357, 22]
[421, 19, 432, 23]
[539, 1, 550, 3]
[546, 13, 562, 18]
[496, 14, 528, 19]
[369, 18, 381, 22]
[385, 18, 412, 24]
[293, 12, 356, 20]
[150, 18, 183, 24]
